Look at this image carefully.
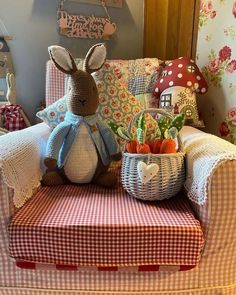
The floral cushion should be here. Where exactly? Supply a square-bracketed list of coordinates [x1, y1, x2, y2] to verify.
[36, 95, 67, 129]
[109, 58, 160, 91]
[135, 93, 158, 109]
[93, 63, 157, 129]
[108, 58, 161, 108]
[37, 63, 158, 132]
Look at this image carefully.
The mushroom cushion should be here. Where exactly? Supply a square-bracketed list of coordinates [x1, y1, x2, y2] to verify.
[154, 57, 208, 127]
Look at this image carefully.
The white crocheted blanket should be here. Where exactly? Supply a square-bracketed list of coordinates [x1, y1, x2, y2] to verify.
[0, 123, 50, 208]
[180, 126, 236, 205]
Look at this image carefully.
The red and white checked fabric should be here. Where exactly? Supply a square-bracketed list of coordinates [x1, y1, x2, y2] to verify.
[8, 181, 204, 267]
[0, 104, 27, 131]
[15, 260, 195, 272]
[1, 158, 236, 294]
[46, 61, 65, 106]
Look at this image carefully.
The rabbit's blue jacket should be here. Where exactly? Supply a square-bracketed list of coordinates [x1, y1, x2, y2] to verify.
[46, 111, 120, 168]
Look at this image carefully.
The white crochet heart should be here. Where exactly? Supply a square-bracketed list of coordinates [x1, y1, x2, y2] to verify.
[137, 161, 159, 185]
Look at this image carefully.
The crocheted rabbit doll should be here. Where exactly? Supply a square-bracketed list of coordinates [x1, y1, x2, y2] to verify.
[42, 44, 121, 187]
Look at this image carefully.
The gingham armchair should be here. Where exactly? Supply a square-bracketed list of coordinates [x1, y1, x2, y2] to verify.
[0, 60, 236, 295]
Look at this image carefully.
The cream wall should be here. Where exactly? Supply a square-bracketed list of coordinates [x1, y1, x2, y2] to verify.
[0, 0, 144, 121]
[196, 0, 236, 142]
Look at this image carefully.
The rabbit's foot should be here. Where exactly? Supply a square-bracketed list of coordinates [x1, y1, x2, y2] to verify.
[93, 172, 117, 188]
[42, 171, 67, 186]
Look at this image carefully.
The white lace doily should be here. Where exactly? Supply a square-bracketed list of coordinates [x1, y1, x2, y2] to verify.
[180, 126, 236, 205]
[0, 123, 50, 208]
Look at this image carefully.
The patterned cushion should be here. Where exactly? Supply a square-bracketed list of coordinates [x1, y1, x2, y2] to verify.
[36, 95, 67, 129]
[9, 172, 204, 267]
[109, 58, 161, 108]
[93, 63, 157, 129]
[38, 63, 158, 131]
[128, 76, 146, 95]
[135, 93, 158, 109]
[109, 58, 160, 94]
[154, 58, 207, 127]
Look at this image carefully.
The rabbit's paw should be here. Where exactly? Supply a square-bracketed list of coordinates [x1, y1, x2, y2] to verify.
[93, 172, 117, 188]
[42, 171, 67, 186]
[111, 152, 122, 162]
[44, 158, 57, 170]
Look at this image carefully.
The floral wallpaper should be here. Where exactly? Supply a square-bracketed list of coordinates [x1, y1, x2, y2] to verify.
[196, 0, 236, 143]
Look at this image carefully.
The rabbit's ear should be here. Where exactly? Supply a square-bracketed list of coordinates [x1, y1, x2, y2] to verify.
[6, 73, 10, 88]
[9, 74, 15, 88]
[83, 43, 107, 74]
[48, 46, 78, 75]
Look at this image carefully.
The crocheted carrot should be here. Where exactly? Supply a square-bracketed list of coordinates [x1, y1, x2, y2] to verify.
[136, 143, 151, 154]
[136, 114, 151, 154]
[148, 123, 162, 154]
[126, 140, 137, 153]
[160, 139, 177, 154]
[149, 139, 163, 154]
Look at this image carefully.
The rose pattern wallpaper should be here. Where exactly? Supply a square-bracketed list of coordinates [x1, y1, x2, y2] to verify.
[202, 46, 236, 87]
[196, 0, 236, 143]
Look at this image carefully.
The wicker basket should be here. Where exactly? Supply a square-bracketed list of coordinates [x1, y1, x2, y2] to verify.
[121, 108, 185, 201]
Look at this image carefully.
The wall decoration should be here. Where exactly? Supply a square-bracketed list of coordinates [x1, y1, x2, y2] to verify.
[202, 45, 236, 87]
[58, 0, 117, 40]
[70, 0, 123, 8]
[219, 107, 236, 144]
[232, 0, 236, 17]
[198, 0, 217, 30]
[224, 26, 236, 40]
[196, 0, 236, 139]
[229, 83, 236, 94]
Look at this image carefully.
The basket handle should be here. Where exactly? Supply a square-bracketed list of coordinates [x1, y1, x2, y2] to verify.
[127, 108, 184, 152]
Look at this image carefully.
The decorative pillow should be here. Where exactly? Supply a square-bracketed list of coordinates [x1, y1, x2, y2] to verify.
[37, 63, 158, 133]
[36, 95, 67, 129]
[154, 57, 208, 126]
[135, 93, 158, 109]
[107, 58, 162, 108]
[93, 63, 157, 129]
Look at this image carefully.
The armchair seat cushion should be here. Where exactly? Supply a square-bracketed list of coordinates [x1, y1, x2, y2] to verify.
[9, 181, 204, 267]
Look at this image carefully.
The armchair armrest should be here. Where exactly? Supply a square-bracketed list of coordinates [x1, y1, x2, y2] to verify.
[180, 126, 236, 255]
[180, 126, 236, 205]
[0, 123, 51, 209]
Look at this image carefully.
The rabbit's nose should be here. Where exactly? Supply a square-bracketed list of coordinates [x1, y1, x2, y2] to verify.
[79, 99, 86, 106]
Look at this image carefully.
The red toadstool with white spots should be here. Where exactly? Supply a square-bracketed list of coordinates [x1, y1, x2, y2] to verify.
[154, 57, 208, 126]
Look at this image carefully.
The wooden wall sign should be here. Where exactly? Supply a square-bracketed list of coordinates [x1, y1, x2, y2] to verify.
[70, 0, 123, 8]
[58, 0, 117, 40]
